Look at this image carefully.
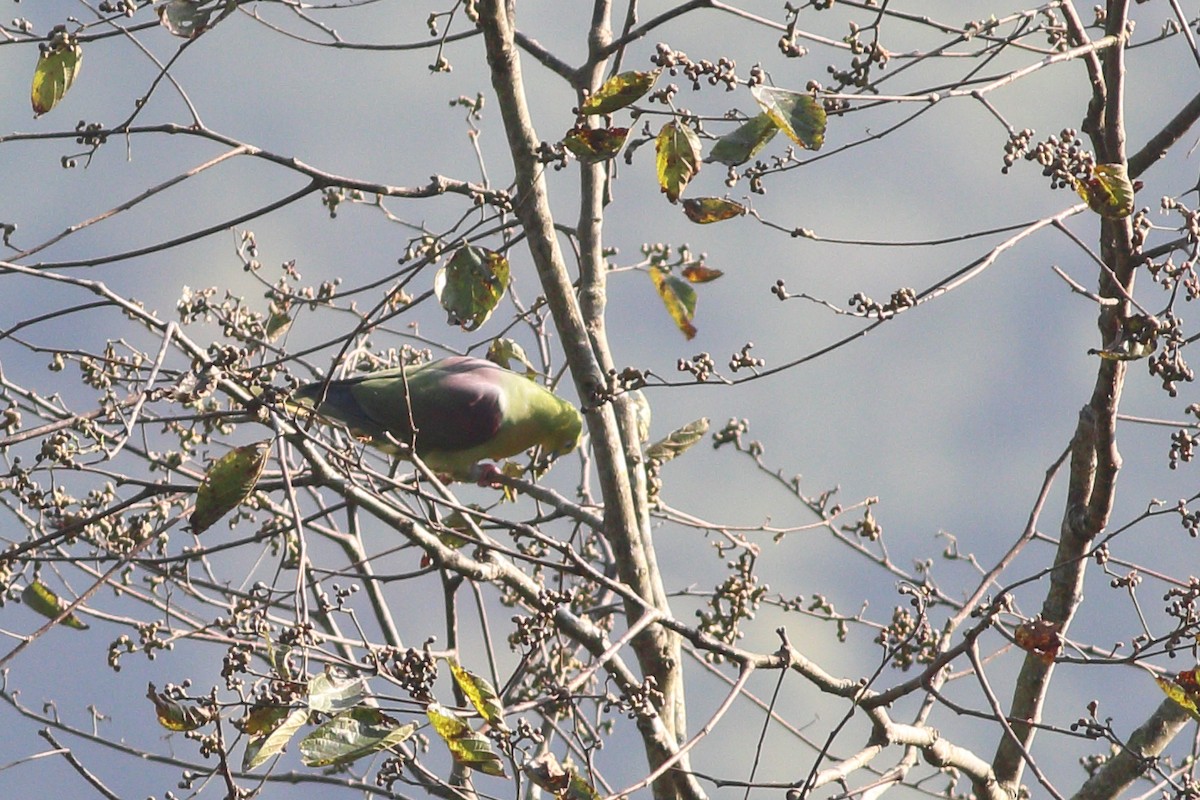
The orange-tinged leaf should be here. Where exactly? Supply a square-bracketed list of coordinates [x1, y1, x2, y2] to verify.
[1013, 619, 1062, 664]
[563, 126, 630, 163]
[579, 69, 659, 115]
[147, 683, 213, 732]
[524, 753, 598, 800]
[655, 122, 701, 204]
[31, 33, 82, 118]
[707, 113, 779, 166]
[190, 440, 271, 534]
[682, 197, 746, 224]
[21, 580, 89, 630]
[242, 704, 290, 736]
[681, 265, 724, 283]
[649, 266, 698, 340]
[1076, 163, 1135, 219]
[433, 246, 510, 331]
[426, 702, 507, 777]
[750, 85, 826, 150]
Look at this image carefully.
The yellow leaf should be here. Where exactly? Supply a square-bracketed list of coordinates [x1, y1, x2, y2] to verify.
[649, 266, 698, 339]
[708, 113, 779, 166]
[21, 580, 89, 630]
[579, 70, 659, 115]
[750, 85, 826, 150]
[1157, 670, 1200, 721]
[448, 660, 508, 729]
[655, 122, 701, 204]
[426, 703, 507, 777]
[31, 32, 82, 118]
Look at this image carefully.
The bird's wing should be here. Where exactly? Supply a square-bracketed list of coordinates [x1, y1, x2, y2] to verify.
[349, 357, 505, 453]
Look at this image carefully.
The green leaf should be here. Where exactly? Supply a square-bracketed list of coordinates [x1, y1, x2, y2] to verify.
[264, 632, 297, 681]
[299, 708, 417, 767]
[707, 113, 779, 166]
[1076, 163, 1135, 219]
[189, 440, 270, 534]
[147, 683, 213, 732]
[524, 752, 571, 793]
[645, 418, 710, 463]
[307, 671, 366, 715]
[31, 33, 82, 118]
[433, 246, 511, 331]
[628, 389, 652, 444]
[649, 266, 698, 340]
[420, 505, 484, 567]
[682, 197, 746, 224]
[426, 702, 507, 777]
[158, 0, 236, 38]
[242, 704, 308, 770]
[21, 580, 89, 630]
[563, 126, 630, 163]
[264, 300, 292, 342]
[487, 338, 537, 378]
[655, 122, 702, 204]
[579, 70, 659, 115]
[448, 660, 507, 730]
[565, 768, 602, 800]
[750, 85, 826, 150]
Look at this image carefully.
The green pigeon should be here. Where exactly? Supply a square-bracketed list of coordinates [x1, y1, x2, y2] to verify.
[294, 356, 583, 480]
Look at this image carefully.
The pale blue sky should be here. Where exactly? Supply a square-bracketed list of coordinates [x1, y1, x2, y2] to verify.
[3, 2, 1199, 797]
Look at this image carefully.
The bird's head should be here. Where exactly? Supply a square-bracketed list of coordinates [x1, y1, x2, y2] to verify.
[548, 405, 584, 459]
[532, 394, 582, 465]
